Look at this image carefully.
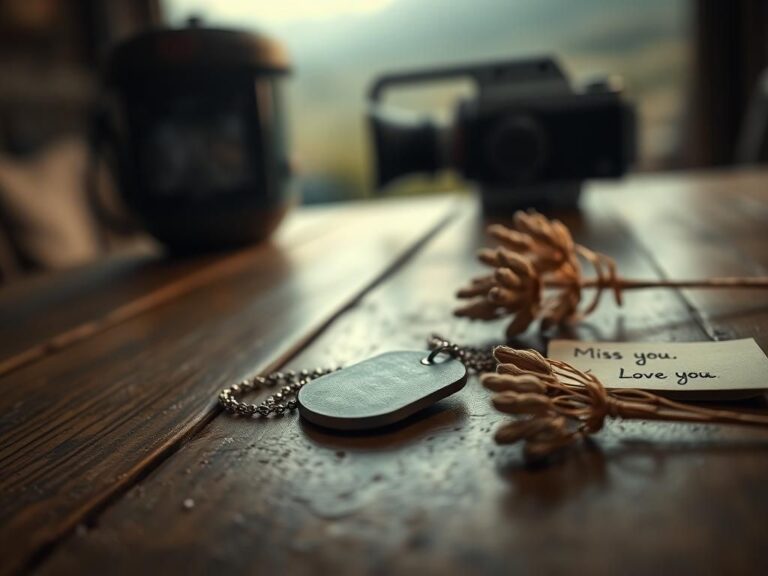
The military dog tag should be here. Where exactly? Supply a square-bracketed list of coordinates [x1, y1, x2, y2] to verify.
[297, 350, 467, 430]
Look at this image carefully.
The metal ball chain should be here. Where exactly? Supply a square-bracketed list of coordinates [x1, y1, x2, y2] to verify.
[219, 367, 340, 417]
[426, 333, 497, 373]
[219, 334, 495, 418]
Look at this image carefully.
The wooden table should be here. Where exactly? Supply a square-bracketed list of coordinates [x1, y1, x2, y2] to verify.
[2, 169, 768, 575]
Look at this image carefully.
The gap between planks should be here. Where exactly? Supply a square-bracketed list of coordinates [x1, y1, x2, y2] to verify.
[0, 202, 422, 379]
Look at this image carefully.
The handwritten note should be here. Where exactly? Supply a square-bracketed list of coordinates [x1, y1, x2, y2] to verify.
[547, 339, 768, 392]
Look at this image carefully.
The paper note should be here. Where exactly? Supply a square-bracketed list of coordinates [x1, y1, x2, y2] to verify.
[547, 339, 768, 392]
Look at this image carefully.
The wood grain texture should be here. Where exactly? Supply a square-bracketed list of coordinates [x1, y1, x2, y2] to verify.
[0, 204, 357, 377]
[0, 196, 457, 576]
[37, 172, 768, 576]
[599, 170, 768, 348]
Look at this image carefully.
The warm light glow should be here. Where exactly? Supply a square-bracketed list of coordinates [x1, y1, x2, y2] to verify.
[169, 0, 395, 24]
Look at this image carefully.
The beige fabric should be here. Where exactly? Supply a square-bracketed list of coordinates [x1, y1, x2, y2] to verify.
[0, 137, 103, 270]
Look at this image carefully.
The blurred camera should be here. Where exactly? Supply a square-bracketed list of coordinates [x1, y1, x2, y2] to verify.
[369, 57, 636, 210]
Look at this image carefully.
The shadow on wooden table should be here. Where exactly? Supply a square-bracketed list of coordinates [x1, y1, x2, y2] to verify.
[298, 397, 469, 450]
[497, 434, 768, 509]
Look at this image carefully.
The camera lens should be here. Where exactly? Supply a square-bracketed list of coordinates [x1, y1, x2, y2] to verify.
[370, 109, 441, 189]
[484, 115, 546, 182]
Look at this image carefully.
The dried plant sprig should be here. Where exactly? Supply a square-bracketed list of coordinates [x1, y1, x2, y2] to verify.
[484, 346, 768, 459]
[456, 248, 543, 334]
[455, 210, 768, 336]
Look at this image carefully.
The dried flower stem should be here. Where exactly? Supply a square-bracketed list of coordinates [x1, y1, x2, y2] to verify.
[485, 346, 768, 459]
[554, 277, 768, 290]
[455, 210, 768, 336]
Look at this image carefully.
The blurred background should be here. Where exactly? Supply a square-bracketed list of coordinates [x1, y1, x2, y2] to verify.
[0, 0, 766, 281]
[168, 0, 692, 199]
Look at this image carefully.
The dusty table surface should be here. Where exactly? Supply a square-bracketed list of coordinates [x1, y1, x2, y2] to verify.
[1, 170, 768, 575]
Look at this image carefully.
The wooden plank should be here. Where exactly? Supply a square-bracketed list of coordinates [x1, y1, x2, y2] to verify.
[0, 196, 458, 576]
[38, 179, 761, 576]
[599, 169, 768, 348]
[0, 204, 354, 377]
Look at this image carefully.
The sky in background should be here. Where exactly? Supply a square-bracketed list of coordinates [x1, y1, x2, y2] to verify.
[165, 0, 691, 201]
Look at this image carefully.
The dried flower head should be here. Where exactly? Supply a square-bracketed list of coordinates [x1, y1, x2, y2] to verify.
[455, 210, 620, 335]
[484, 345, 768, 460]
[455, 208, 768, 338]
[455, 248, 542, 335]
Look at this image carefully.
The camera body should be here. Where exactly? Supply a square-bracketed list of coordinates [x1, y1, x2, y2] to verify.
[369, 57, 635, 210]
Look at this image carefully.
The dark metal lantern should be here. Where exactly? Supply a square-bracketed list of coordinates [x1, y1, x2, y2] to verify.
[106, 24, 292, 251]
